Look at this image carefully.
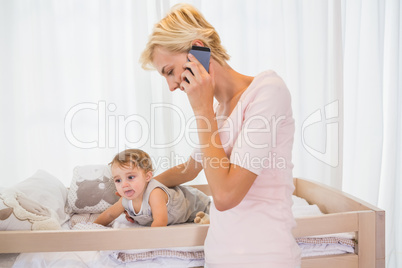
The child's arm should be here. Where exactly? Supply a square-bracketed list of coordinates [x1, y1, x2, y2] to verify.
[148, 188, 169, 227]
[94, 198, 125, 226]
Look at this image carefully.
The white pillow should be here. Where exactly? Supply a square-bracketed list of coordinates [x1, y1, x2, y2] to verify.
[0, 170, 68, 230]
[66, 165, 119, 214]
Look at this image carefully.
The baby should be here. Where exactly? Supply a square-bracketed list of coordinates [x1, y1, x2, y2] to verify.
[94, 149, 210, 227]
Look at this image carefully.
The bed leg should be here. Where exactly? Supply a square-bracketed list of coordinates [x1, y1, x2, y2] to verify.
[375, 210, 385, 268]
[358, 211, 385, 268]
[358, 212, 375, 268]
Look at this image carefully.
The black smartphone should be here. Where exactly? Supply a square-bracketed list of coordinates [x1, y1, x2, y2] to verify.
[189, 45, 211, 72]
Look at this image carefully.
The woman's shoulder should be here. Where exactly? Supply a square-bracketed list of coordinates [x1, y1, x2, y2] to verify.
[242, 70, 291, 104]
[250, 70, 288, 92]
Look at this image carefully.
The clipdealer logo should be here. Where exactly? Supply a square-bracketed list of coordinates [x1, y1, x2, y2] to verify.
[64, 101, 188, 151]
[301, 100, 339, 167]
[64, 101, 287, 152]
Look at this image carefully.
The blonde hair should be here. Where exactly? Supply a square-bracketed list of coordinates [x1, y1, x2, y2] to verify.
[140, 3, 230, 70]
[110, 149, 154, 174]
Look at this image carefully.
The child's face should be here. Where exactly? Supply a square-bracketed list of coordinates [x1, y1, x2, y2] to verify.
[111, 164, 152, 200]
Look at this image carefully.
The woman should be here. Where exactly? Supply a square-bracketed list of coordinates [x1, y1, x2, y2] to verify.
[140, 3, 301, 268]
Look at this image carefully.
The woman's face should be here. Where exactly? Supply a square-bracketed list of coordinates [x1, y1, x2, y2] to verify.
[152, 46, 188, 92]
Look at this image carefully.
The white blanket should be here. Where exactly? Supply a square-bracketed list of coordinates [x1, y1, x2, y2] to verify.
[12, 251, 204, 268]
[12, 196, 356, 267]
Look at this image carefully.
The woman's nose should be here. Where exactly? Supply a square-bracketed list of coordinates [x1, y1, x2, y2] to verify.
[168, 84, 177, 92]
[167, 75, 180, 91]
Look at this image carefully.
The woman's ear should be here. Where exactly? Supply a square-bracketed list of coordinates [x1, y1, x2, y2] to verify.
[191, 39, 205, 47]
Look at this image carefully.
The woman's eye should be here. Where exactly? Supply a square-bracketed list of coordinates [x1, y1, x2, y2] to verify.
[167, 69, 173, 76]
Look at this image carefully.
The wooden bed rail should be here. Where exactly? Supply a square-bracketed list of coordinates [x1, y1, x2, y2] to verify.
[0, 212, 360, 254]
[0, 224, 209, 253]
[293, 178, 384, 213]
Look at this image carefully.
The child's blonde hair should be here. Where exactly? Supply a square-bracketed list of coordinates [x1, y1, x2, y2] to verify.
[110, 149, 154, 174]
[140, 3, 230, 70]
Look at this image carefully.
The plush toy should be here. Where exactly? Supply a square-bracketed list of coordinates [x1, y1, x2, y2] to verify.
[75, 176, 118, 209]
[194, 211, 210, 224]
[0, 190, 61, 230]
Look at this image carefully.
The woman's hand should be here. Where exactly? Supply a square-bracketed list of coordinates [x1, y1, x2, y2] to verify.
[180, 53, 215, 115]
[115, 191, 135, 223]
[124, 210, 135, 223]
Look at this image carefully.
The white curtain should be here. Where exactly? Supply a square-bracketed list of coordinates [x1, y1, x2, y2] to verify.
[341, 1, 401, 267]
[0, 0, 400, 266]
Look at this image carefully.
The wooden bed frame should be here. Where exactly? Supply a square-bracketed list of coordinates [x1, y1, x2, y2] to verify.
[0, 178, 385, 268]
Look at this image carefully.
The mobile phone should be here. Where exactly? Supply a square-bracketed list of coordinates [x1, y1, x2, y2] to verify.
[189, 46, 211, 73]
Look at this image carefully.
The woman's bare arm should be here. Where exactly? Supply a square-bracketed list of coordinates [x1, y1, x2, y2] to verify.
[182, 55, 258, 212]
[154, 156, 203, 187]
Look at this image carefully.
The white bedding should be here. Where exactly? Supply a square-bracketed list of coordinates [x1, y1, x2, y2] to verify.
[10, 195, 356, 267]
[12, 251, 204, 268]
[292, 195, 356, 257]
[0, 254, 19, 268]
